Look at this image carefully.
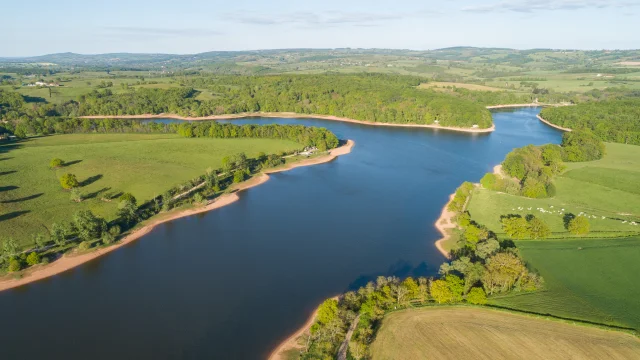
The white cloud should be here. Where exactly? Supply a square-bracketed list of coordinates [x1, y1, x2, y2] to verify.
[463, 0, 640, 13]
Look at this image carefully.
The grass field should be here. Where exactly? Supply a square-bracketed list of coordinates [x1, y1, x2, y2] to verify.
[0, 134, 302, 245]
[418, 82, 504, 92]
[370, 307, 640, 360]
[467, 143, 640, 238]
[491, 237, 640, 330]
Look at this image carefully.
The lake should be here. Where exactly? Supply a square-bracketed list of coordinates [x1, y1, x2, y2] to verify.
[0, 107, 562, 359]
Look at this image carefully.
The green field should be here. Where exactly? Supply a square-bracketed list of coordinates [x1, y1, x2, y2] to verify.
[467, 143, 640, 238]
[491, 237, 640, 330]
[370, 307, 640, 360]
[0, 134, 302, 245]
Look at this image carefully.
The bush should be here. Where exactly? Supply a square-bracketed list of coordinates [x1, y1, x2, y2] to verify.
[70, 188, 83, 202]
[26, 252, 41, 266]
[233, 170, 246, 183]
[568, 216, 590, 235]
[60, 173, 79, 189]
[193, 192, 205, 204]
[8, 258, 22, 272]
[466, 287, 487, 305]
[480, 173, 497, 190]
[77, 241, 92, 251]
[119, 192, 137, 206]
[49, 158, 64, 168]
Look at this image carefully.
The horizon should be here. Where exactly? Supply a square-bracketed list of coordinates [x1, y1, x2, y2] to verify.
[3, 0, 639, 57]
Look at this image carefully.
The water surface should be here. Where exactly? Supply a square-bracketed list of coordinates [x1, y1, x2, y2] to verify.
[0, 108, 561, 359]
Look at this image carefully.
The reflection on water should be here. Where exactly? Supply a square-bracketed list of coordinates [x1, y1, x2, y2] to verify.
[0, 108, 562, 359]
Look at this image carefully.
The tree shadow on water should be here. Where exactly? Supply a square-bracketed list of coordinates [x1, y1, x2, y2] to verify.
[0, 210, 30, 222]
[1, 193, 43, 204]
[80, 174, 103, 187]
[346, 260, 434, 291]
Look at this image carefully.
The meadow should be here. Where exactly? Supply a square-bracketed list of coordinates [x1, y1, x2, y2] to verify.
[370, 307, 640, 360]
[491, 237, 640, 331]
[0, 134, 302, 245]
[466, 143, 640, 238]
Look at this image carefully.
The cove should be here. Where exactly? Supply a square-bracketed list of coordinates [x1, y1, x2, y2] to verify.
[0, 108, 562, 359]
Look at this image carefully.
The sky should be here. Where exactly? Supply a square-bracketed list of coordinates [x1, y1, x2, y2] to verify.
[2, 0, 639, 56]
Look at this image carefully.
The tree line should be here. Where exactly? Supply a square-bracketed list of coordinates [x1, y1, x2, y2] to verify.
[68, 74, 494, 128]
[540, 99, 640, 145]
[481, 131, 605, 199]
[303, 183, 543, 359]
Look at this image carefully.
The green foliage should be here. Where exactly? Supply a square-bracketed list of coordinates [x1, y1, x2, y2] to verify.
[232, 170, 246, 183]
[26, 252, 41, 266]
[567, 216, 590, 235]
[561, 131, 606, 162]
[69, 188, 83, 202]
[501, 216, 530, 239]
[59, 173, 79, 189]
[480, 173, 497, 189]
[541, 99, 640, 145]
[447, 182, 474, 213]
[75, 74, 493, 129]
[8, 258, 22, 272]
[528, 217, 551, 239]
[77, 241, 91, 251]
[49, 158, 64, 168]
[119, 193, 137, 206]
[466, 287, 488, 305]
[193, 192, 205, 204]
[73, 210, 107, 241]
[445, 274, 465, 303]
[430, 279, 454, 304]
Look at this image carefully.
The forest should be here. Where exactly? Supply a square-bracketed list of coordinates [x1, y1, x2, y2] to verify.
[71, 74, 493, 128]
[540, 99, 640, 145]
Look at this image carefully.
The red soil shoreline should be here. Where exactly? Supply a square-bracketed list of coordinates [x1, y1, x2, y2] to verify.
[0, 141, 354, 293]
[79, 112, 496, 133]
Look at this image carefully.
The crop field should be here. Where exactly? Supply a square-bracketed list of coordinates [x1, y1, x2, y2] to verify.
[491, 237, 640, 331]
[0, 134, 301, 245]
[467, 143, 640, 238]
[370, 307, 640, 360]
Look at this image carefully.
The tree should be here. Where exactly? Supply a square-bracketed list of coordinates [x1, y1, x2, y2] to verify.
[73, 210, 107, 241]
[117, 199, 138, 226]
[8, 258, 21, 272]
[445, 274, 464, 303]
[26, 252, 41, 266]
[32, 233, 47, 250]
[482, 252, 527, 295]
[70, 188, 83, 202]
[475, 239, 500, 259]
[1, 238, 19, 259]
[349, 341, 367, 360]
[60, 173, 79, 189]
[119, 193, 137, 206]
[50, 223, 66, 246]
[466, 287, 487, 305]
[501, 216, 530, 239]
[233, 170, 246, 183]
[50, 158, 64, 168]
[528, 217, 551, 239]
[480, 173, 497, 190]
[430, 279, 453, 304]
[568, 216, 590, 235]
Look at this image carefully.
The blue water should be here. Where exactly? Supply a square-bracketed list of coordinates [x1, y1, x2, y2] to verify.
[0, 107, 561, 359]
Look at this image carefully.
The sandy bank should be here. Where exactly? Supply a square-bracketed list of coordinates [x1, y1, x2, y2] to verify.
[268, 296, 340, 360]
[536, 114, 572, 132]
[433, 194, 457, 259]
[79, 112, 495, 134]
[486, 103, 571, 109]
[0, 141, 354, 293]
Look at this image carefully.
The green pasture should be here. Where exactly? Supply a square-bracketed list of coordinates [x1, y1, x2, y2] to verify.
[0, 134, 301, 245]
[490, 237, 640, 331]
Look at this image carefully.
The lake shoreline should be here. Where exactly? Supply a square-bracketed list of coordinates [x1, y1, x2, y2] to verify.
[78, 112, 496, 133]
[268, 296, 340, 360]
[536, 114, 572, 132]
[0, 140, 354, 293]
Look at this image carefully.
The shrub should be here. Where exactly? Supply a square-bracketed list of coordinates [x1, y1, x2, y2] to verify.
[70, 188, 83, 202]
[8, 258, 22, 272]
[568, 216, 590, 235]
[49, 158, 64, 168]
[26, 252, 41, 266]
[466, 287, 487, 305]
[119, 193, 137, 206]
[193, 192, 205, 204]
[233, 170, 246, 183]
[77, 241, 92, 251]
[522, 177, 547, 198]
[480, 173, 497, 190]
[60, 173, 79, 189]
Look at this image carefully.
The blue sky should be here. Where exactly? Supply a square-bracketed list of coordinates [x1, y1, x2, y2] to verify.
[2, 0, 638, 56]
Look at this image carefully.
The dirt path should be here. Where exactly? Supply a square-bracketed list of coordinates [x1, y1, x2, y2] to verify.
[337, 315, 361, 360]
[0, 141, 354, 293]
[79, 112, 495, 133]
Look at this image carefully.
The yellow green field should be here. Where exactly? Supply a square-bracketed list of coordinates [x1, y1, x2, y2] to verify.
[370, 307, 640, 360]
[0, 134, 301, 245]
